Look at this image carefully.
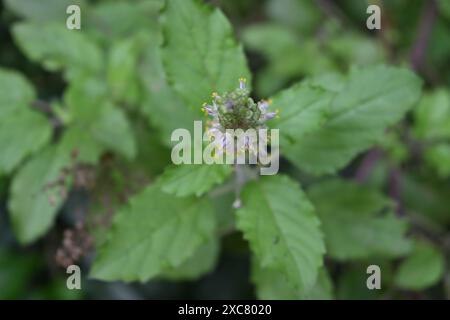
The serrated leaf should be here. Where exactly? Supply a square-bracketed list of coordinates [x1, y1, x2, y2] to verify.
[90, 183, 217, 281]
[395, 241, 445, 290]
[0, 69, 51, 173]
[12, 23, 102, 80]
[140, 36, 200, 147]
[158, 164, 232, 197]
[307, 179, 412, 260]
[236, 175, 325, 292]
[162, 0, 251, 108]
[269, 83, 332, 141]
[283, 65, 422, 175]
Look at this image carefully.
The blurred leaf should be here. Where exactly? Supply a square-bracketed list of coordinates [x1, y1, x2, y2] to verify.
[4, 0, 86, 22]
[395, 241, 445, 290]
[424, 143, 450, 178]
[400, 173, 450, 225]
[337, 263, 387, 300]
[91, 105, 136, 160]
[91, 182, 217, 281]
[0, 250, 39, 299]
[242, 23, 335, 96]
[0, 109, 52, 173]
[414, 89, 450, 178]
[308, 179, 412, 260]
[252, 262, 333, 299]
[107, 34, 145, 105]
[8, 146, 71, 244]
[64, 77, 136, 159]
[326, 32, 385, 66]
[414, 89, 450, 140]
[236, 175, 325, 293]
[158, 164, 232, 197]
[380, 132, 409, 165]
[162, 0, 251, 108]
[283, 65, 422, 175]
[242, 23, 301, 59]
[0, 68, 35, 117]
[58, 126, 104, 164]
[438, 0, 450, 21]
[87, 0, 163, 41]
[265, 0, 322, 34]
[8, 124, 107, 244]
[12, 23, 103, 80]
[0, 69, 51, 173]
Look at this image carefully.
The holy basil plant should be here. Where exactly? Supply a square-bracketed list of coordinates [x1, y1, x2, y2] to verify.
[3, 0, 445, 300]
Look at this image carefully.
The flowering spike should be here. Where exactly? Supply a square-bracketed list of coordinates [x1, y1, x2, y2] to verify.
[201, 79, 276, 159]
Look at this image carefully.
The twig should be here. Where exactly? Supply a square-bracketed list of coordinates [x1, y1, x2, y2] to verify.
[315, 0, 350, 25]
[410, 0, 437, 72]
[32, 99, 53, 114]
[32, 99, 64, 128]
[388, 167, 404, 216]
[354, 149, 383, 183]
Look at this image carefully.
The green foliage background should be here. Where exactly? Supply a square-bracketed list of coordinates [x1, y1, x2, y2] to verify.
[0, 0, 449, 299]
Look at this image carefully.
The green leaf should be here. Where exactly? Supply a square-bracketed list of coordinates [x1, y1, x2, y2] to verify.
[12, 23, 102, 80]
[90, 183, 217, 281]
[265, 0, 322, 34]
[59, 127, 105, 164]
[107, 35, 144, 105]
[64, 78, 136, 159]
[424, 143, 450, 178]
[0, 69, 51, 173]
[140, 37, 200, 147]
[4, 0, 86, 22]
[8, 146, 71, 244]
[158, 164, 232, 197]
[8, 126, 107, 244]
[162, 238, 219, 280]
[307, 179, 412, 260]
[162, 0, 251, 108]
[414, 89, 450, 140]
[283, 65, 422, 175]
[87, 0, 163, 41]
[91, 105, 136, 160]
[0, 110, 52, 173]
[252, 262, 333, 300]
[0, 68, 35, 118]
[395, 241, 445, 290]
[236, 175, 325, 293]
[0, 250, 40, 299]
[269, 83, 333, 141]
[400, 173, 450, 225]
